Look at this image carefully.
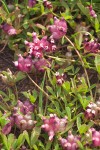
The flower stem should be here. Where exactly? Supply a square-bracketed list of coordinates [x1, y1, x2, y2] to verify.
[64, 35, 93, 101]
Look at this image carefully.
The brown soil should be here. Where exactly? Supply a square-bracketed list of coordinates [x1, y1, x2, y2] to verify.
[0, 48, 37, 100]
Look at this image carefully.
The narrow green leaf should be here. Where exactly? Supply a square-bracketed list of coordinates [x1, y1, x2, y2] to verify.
[1, 0, 9, 14]
[30, 127, 41, 147]
[65, 107, 71, 120]
[8, 134, 15, 149]
[95, 17, 99, 32]
[23, 130, 30, 147]
[77, 116, 81, 130]
[15, 133, 25, 149]
[45, 140, 52, 150]
[95, 55, 100, 74]
[1, 134, 9, 150]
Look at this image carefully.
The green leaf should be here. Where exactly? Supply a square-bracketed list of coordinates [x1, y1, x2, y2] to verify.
[41, 4, 44, 14]
[65, 107, 71, 120]
[15, 72, 26, 82]
[46, 86, 55, 97]
[23, 130, 30, 147]
[95, 55, 100, 74]
[33, 145, 38, 150]
[8, 134, 15, 149]
[77, 116, 81, 130]
[77, 140, 84, 150]
[77, 2, 89, 17]
[1, 134, 9, 150]
[39, 73, 46, 114]
[45, 140, 52, 150]
[15, 133, 25, 149]
[95, 17, 99, 32]
[30, 127, 41, 147]
[31, 90, 38, 103]
[62, 81, 70, 92]
[1, 0, 9, 14]
[78, 124, 88, 134]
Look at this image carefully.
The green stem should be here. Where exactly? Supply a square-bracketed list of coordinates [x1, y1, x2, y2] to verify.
[64, 35, 93, 101]
[14, 84, 18, 100]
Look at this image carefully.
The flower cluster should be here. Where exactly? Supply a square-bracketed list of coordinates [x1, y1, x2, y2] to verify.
[59, 131, 80, 150]
[83, 39, 100, 53]
[41, 114, 67, 140]
[14, 55, 33, 72]
[14, 17, 67, 72]
[84, 100, 100, 120]
[33, 58, 51, 72]
[2, 100, 35, 135]
[88, 5, 97, 18]
[55, 72, 65, 85]
[86, 128, 100, 147]
[49, 17, 67, 39]
[1, 23, 17, 35]
[25, 33, 56, 58]
[28, 0, 36, 8]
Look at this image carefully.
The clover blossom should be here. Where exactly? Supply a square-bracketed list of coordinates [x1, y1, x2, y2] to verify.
[59, 131, 80, 150]
[85, 100, 100, 120]
[2, 117, 14, 135]
[88, 5, 97, 18]
[17, 100, 34, 115]
[55, 72, 65, 85]
[34, 58, 51, 72]
[14, 54, 33, 72]
[2, 100, 35, 134]
[86, 128, 100, 147]
[13, 100, 35, 130]
[83, 40, 100, 53]
[40, 36, 56, 52]
[28, 0, 36, 7]
[41, 114, 67, 140]
[1, 23, 17, 35]
[25, 33, 56, 58]
[49, 17, 67, 39]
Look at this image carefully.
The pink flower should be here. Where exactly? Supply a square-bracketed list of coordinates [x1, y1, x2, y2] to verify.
[49, 17, 67, 39]
[87, 128, 100, 147]
[25, 33, 43, 58]
[2, 100, 35, 134]
[55, 72, 65, 85]
[92, 130, 100, 147]
[14, 100, 35, 130]
[43, 0, 52, 9]
[84, 100, 100, 120]
[34, 58, 51, 72]
[2, 117, 14, 135]
[88, 5, 97, 18]
[1, 23, 17, 35]
[28, 0, 36, 7]
[40, 36, 56, 52]
[14, 55, 33, 72]
[17, 100, 34, 114]
[41, 114, 67, 140]
[13, 100, 34, 130]
[59, 131, 80, 150]
[25, 33, 56, 58]
[83, 40, 100, 53]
